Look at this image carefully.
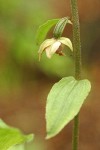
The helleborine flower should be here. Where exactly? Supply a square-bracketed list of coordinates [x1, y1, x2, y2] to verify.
[38, 37, 73, 61]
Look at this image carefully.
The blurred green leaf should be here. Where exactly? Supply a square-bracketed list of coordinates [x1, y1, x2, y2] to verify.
[46, 77, 91, 139]
[0, 119, 34, 150]
[36, 19, 59, 45]
[8, 144, 24, 150]
[0, 0, 53, 88]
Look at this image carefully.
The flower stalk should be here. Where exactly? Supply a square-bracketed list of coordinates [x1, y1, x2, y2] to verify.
[70, 0, 82, 150]
[70, 0, 82, 80]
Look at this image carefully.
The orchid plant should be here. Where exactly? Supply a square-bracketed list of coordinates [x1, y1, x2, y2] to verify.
[36, 0, 91, 150]
[0, 1, 91, 150]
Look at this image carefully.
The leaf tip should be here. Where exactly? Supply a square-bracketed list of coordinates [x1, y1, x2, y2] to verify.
[45, 132, 54, 140]
[27, 134, 34, 142]
[45, 135, 49, 140]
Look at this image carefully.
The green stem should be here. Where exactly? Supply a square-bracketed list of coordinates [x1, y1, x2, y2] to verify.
[72, 114, 79, 150]
[70, 0, 82, 80]
[70, 0, 82, 150]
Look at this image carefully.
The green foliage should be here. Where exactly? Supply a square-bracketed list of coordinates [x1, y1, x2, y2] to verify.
[8, 144, 24, 150]
[36, 19, 59, 45]
[0, 119, 34, 150]
[46, 76, 91, 139]
[0, 0, 53, 89]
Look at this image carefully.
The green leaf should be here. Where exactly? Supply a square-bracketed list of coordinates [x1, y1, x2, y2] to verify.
[46, 76, 91, 139]
[0, 119, 34, 150]
[8, 144, 24, 150]
[36, 19, 59, 45]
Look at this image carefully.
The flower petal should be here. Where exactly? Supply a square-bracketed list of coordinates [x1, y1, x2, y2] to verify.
[38, 38, 56, 61]
[45, 41, 61, 59]
[45, 46, 52, 59]
[59, 37, 73, 51]
[50, 41, 61, 56]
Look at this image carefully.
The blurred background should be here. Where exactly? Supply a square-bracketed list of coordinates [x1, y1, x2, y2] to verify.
[0, 0, 100, 149]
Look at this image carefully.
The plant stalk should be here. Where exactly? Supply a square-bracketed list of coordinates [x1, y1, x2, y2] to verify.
[70, 0, 82, 150]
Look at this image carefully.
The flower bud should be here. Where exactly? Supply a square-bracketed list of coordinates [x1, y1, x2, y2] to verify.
[53, 17, 72, 39]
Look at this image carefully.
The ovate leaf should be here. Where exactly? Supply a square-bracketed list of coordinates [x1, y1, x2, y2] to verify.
[0, 119, 34, 150]
[36, 19, 59, 45]
[46, 76, 91, 139]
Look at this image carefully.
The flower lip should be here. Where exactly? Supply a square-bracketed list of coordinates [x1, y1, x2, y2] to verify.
[45, 41, 61, 59]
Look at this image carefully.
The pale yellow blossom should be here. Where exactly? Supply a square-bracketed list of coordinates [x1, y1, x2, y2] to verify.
[38, 37, 73, 61]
